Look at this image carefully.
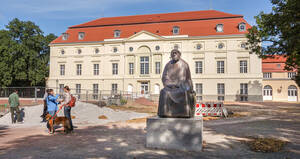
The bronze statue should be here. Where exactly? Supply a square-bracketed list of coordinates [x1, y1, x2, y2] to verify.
[158, 49, 196, 118]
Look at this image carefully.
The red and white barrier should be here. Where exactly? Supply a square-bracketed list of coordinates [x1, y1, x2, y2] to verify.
[195, 102, 228, 117]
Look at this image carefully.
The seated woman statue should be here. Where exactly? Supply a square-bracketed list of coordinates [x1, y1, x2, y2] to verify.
[158, 49, 196, 118]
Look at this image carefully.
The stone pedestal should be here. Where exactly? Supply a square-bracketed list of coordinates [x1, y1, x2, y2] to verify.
[146, 116, 203, 151]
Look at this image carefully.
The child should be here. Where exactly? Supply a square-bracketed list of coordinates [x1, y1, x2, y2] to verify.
[46, 89, 59, 134]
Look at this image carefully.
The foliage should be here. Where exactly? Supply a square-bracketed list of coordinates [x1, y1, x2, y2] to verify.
[247, 0, 300, 86]
[120, 98, 128, 105]
[0, 18, 57, 87]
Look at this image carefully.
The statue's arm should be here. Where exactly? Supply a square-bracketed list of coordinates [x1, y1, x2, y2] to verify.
[162, 63, 169, 87]
[186, 64, 193, 91]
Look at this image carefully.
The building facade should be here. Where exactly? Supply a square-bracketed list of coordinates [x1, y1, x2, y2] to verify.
[262, 56, 299, 102]
[48, 10, 263, 102]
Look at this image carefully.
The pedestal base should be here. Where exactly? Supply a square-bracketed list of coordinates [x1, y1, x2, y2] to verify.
[146, 116, 203, 151]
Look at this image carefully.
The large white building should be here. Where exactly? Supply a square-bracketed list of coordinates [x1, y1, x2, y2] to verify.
[48, 10, 263, 102]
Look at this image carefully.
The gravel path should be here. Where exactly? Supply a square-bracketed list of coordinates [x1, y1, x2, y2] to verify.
[0, 102, 150, 127]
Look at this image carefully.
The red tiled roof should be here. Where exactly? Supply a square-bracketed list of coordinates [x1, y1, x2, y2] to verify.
[51, 10, 249, 44]
[262, 63, 288, 72]
[70, 10, 242, 28]
[262, 55, 287, 63]
[262, 55, 297, 72]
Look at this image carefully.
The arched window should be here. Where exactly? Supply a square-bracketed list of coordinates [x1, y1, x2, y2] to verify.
[263, 85, 273, 100]
[239, 22, 246, 32]
[216, 24, 223, 32]
[288, 85, 298, 101]
[172, 26, 180, 35]
[114, 30, 121, 38]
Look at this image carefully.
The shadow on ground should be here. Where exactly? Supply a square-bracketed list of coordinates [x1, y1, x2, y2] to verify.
[0, 102, 299, 159]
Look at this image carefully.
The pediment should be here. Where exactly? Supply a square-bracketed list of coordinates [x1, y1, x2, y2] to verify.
[127, 30, 164, 41]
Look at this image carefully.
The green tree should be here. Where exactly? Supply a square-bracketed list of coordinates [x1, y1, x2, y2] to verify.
[247, 0, 300, 86]
[0, 30, 13, 86]
[0, 18, 57, 87]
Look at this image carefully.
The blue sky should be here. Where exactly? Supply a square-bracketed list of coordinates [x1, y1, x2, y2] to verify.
[0, 0, 273, 36]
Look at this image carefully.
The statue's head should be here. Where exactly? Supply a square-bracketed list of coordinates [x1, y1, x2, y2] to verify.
[171, 49, 181, 62]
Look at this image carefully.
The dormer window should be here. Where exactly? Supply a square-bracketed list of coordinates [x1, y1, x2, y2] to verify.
[62, 33, 69, 40]
[239, 22, 246, 32]
[114, 30, 121, 38]
[216, 24, 223, 32]
[78, 32, 85, 40]
[172, 26, 180, 35]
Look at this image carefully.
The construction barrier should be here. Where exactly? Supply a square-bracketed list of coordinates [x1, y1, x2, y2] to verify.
[195, 102, 228, 117]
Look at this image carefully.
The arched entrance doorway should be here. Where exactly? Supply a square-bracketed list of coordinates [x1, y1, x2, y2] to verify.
[263, 85, 273, 101]
[288, 85, 298, 101]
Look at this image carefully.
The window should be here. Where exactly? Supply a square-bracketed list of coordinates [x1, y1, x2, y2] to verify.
[174, 44, 179, 49]
[95, 48, 99, 54]
[216, 24, 223, 32]
[76, 84, 81, 99]
[239, 22, 246, 32]
[114, 30, 120, 38]
[60, 64, 65, 76]
[155, 62, 161, 74]
[218, 43, 224, 49]
[155, 45, 160, 51]
[195, 83, 203, 102]
[195, 61, 203, 74]
[77, 49, 82, 54]
[93, 84, 99, 100]
[76, 64, 82, 75]
[173, 26, 180, 35]
[240, 83, 248, 101]
[277, 64, 281, 68]
[112, 84, 118, 94]
[217, 61, 225, 74]
[113, 47, 118, 53]
[288, 85, 298, 97]
[62, 33, 69, 40]
[59, 84, 64, 94]
[196, 44, 202, 50]
[263, 85, 273, 96]
[78, 32, 85, 40]
[217, 83, 225, 101]
[94, 64, 99, 75]
[140, 56, 149, 74]
[60, 49, 65, 55]
[129, 47, 133, 52]
[112, 63, 118, 75]
[129, 63, 134, 75]
[263, 73, 272, 78]
[288, 72, 296, 79]
[240, 60, 248, 73]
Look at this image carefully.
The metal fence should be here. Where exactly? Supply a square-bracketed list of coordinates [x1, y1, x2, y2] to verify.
[0, 87, 159, 104]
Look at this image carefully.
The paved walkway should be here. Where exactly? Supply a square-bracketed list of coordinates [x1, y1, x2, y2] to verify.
[0, 102, 299, 159]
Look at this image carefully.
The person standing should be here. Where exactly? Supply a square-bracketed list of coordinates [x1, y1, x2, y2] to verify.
[8, 90, 21, 124]
[41, 89, 49, 122]
[46, 89, 59, 133]
[60, 86, 73, 131]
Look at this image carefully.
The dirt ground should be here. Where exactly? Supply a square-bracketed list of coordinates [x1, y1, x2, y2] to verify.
[0, 102, 300, 159]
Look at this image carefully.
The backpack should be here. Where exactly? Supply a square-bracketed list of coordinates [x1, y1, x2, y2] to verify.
[68, 94, 76, 107]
